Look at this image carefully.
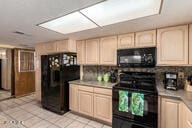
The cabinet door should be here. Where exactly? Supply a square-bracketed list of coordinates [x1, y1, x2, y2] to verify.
[161, 98, 182, 128]
[183, 103, 192, 128]
[42, 42, 57, 54]
[189, 24, 192, 65]
[118, 33, 134, 49]
[157, 25, 188, 65]
[94, 94, 112, 123]
[78, 90, 93, 116]
[135, 30, 156, 47]
[85, 39, 99, 65]
[56, 40, 76, 53]
[69, 84, 79, 112]
[77, 40, 86, 65]
[100, 36, 117, 65]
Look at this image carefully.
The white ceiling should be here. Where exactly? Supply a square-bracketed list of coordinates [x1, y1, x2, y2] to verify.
[0, 0, 192, 47]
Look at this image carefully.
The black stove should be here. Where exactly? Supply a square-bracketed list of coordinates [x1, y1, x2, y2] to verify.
[112, 72, 158, 128]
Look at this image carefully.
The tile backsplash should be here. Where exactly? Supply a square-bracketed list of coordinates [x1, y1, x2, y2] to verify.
[83, 66, 192, 88]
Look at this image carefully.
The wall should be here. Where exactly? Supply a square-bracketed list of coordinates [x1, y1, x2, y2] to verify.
[83, 66, 192, 89]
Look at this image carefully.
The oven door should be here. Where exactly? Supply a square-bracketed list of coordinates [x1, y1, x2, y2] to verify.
[112, 87, 157, 127]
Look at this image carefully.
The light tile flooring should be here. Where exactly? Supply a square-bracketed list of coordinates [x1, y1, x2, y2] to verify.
[0, 89, 11, 101]
[0, 94, 112, 128]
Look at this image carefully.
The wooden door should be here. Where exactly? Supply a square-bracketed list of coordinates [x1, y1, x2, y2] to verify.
[157, 25, 188, 65]
[135, 30, 156, 47]
[189, 24, 192, 65]
[118, 33, 134, 49]
[69, 84, 79, 112]
[161, 98, 182, 128]
[85, 39, 99, 65]
[76, 40, 86, 65]
[78, 90, 93, 116]
[100, 36, 117, 65]
[94, 94, 112, 123]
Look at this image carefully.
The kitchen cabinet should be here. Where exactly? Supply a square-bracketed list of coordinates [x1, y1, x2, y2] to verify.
[135, 30, 156, 47]
[76, 40, 86, 65]
[69, 84, 79, 112]
[85, 39, 100, 65]
[160, 97, 183, 128]
[94, 88, 112, 123]
[157, 25, 188, 65]
[35, 39, 76, 55]
[56, 39, 76, 53]
[100, 36, 117, 65]
[183, 103, 192, 128]
[189, 24, 192, 65]
[118, 33, 134, 49]
[78, 86, 94, 116]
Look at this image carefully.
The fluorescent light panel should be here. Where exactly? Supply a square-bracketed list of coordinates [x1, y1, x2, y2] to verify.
[39, 12, 98, 34]
[80, 0, 162, 26]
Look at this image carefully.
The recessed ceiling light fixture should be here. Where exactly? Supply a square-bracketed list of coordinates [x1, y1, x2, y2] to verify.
[38, 0, 162, 34]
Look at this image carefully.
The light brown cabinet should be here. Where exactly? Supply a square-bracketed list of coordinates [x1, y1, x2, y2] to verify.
[78, 87, 94, 117]
[69, 84, 79, 112]
[189, 24, 192, 65]
[56, 39, 76, 53]
[157, 25, 188, 65]
[118, 33, 135, 49]
[160, 97, 183, 128]
[85, 39, 100, 65]
[183, 103, 192, 128]
[100, 36, 117, 65]
[135, 30, 156, 47]
[94, 88, 112, 123]
[76, 40, 86, 65]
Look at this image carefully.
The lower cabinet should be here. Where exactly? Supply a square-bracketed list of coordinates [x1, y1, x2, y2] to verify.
[69, 84, 79, 112]
[183, 103, 192, 128]
[94, 94, 112, 123]
[69, 84, 112, 123]
[159, 97, 183, 128]
[78, 90, 94, 116]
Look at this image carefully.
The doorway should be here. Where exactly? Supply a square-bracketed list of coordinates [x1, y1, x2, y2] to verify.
[0, 49, 12, 101]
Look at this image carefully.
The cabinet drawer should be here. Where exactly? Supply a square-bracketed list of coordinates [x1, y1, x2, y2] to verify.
[79, 85, 93, 92]
[94, 88, 112, 96]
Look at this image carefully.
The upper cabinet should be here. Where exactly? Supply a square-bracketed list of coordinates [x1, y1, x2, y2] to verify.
[35, 39, 76, 55]
[85, 39, 100, 65]
[135, 30, 156, 47]
[118, 33, 134, 49]
[157, 25, 188, 65]
[189, 24, 192, 65]
[56, 39, 76, 53]
[100, 36, 117, 65]
[76, 40, 86, 65]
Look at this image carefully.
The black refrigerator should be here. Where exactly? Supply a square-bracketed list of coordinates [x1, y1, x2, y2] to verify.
[41, 53, 80, 114]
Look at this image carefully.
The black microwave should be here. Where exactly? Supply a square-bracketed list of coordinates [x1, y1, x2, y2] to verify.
[117, 47, 156, 67]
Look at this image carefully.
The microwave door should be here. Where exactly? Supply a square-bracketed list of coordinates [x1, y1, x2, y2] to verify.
[119, 56, 141, 67]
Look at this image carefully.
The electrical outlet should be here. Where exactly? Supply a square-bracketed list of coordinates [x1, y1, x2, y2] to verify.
[178, 72, 184, 78]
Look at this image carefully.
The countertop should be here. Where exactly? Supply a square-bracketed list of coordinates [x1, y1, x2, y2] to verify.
[157, 83, 192, 111]
[69, 80, 117, 89]
[69, 80, 192, 111]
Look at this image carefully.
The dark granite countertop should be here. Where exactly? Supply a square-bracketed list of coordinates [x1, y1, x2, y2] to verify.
[157, 83, 192, 111]
[69, 80, 117, 89]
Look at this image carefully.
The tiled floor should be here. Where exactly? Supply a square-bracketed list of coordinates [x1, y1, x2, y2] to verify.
[0, 89, 11, 101]
[0, 94, 112, 128]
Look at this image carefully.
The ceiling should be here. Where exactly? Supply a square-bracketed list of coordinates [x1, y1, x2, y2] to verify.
[0, 0, 192, 47]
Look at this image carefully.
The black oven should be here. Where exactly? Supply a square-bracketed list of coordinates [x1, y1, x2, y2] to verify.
[117, 47, 156, 67]
[112, 72, 158, 128]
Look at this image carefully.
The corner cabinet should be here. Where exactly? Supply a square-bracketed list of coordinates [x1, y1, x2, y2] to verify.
[159, 97, 183, 128]
[56, 39, 76, 53]
[85, 39, 100, 65]
[100, 36, 118, 65]
[157, 25, 189, 65]
[76, 40, 86, 65]
[189, 24, 192, 65]
[118, 33, 135, 49]
[135, 30, 156, 47]
[183, 103, 192, 128]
